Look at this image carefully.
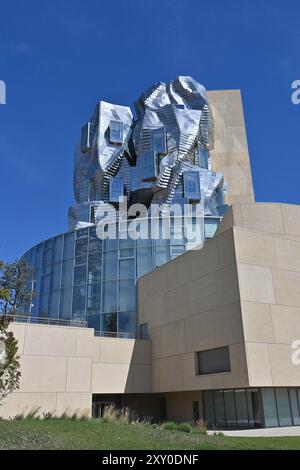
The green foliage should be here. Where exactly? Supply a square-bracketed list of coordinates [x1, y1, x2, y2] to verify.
[177, 422, 192, 433]
[162, 421, 177, 431]
[0, 259, 35, 315]
[0, 315, 21, 403]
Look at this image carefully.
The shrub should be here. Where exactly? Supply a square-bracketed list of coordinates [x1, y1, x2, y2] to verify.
[163, 421, 177, 431]
[177, 422, 192, 433]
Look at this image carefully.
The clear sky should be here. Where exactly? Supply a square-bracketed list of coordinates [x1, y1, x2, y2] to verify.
[0, 0, 299, 261]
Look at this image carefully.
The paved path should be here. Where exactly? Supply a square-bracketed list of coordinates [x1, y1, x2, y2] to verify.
[207, 426, 300, 437]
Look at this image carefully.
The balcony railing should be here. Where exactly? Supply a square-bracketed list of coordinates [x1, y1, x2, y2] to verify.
[10, 315, 88, 328]
[94, 330, 135, 339]
[9, 315, 135, 339]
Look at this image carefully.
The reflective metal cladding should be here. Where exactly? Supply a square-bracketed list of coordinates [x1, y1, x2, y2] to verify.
[69, 76, 227, 229]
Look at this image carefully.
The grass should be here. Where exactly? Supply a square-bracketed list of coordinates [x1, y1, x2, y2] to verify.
[1, 419, 300, 450]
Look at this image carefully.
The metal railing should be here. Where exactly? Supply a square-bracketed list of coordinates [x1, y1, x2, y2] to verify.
[10, 315, 88, 328]
[94, 330, 135, 339]
[9, 315, 136, 339]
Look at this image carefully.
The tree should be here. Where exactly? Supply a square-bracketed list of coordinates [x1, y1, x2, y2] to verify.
[0, 315, 21, 402]
[0, 259, 35, 315]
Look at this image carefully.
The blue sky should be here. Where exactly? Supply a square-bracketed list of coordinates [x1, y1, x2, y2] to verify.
[0, 0, 299, 261]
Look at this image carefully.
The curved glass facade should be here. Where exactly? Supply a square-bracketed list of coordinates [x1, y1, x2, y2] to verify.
[19, 217, 220, 338]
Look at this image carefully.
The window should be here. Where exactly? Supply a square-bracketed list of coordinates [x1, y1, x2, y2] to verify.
[196, 347, 231, 375]
[139, 323, 149, 339]
[289, 389, 300, 425]
[224, 390, 236, 427]
[81, 121, 95, 152]
[183, 171, 201, 202]
[109, 120, 123, 144]
[138, 150, 157, 182]
[63, 233, 75, 259]
[151, 127, 167, 154]
[235, 389, 248, 427]
[109, 177, 124, 203]
[275, 388, 292, 427]
[261, 388, 279, 427]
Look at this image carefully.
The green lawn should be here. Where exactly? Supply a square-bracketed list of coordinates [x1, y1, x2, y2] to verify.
[0, 419, 300, 450]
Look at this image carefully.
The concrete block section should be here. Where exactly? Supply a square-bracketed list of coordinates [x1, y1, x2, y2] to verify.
[272, 269, 300, 306]
[238, 263, 275, 304]
[0, 392, 57, 419]
[241, 301, 274, 343]
[23, 324, 77, 356]
[246, 342, 273, 387]
[91, 362, 131, 394]
[234, 228, 277, 268]
[18, 355, 67, 393]
[56, 392, 92, 417]
[66, 357, 92, 392]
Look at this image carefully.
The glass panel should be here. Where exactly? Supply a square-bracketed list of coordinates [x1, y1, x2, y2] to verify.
[118, 311, 136, 335]
[109, 120, 123, 144]
[35, 245, 44, 268]
[205, 219, 219, 239]
[87, 283, 101, 310]
[59, 288, 72, 319]
[88, 228, 102, 280]
[102, 281, 117, 312]
[203, 391, 215, 427]
[214, 391, 225, 427]
[289, 389, 300, 425]
[151, 127, 167, 154]
[74, 265, 87, 285]
[50, 263, 61, 291]
[249, 389, 263, 428]
[183, 171, 201, 202]
[48, 292, 59, 318]
[103, 251, 117, 280]
[262, 388, 279, 427]
[197, 347, 231, 375]
[136, 247, 152, 277]
[170, 245, 185, 259]
[75, 237, 88, 265]
[235, 390, 248, 427]
[119, 258, 134, 279]
[40, 294, 49, 316]
[246, 390, 255, 428]
[118, 279, 135, 311]
[103, 312, 117, 333]
[224, 390, 236, 428]
[119, 248, 134, 258]
[87, 314, 100, 331]
[42, 248, 52, 273]
[87, 259, 102, 284]
[155, 245, 169, 267]
[63, 233, 75, 259]
[41, 274, 50, 294]
[104, 237, 118, 251]
[275, 388, 292, 427]
[109, 177, 124, 203]
[72, 285, 86, 315]
[52, 236, 63, 262]
[61, 259, 73, 287]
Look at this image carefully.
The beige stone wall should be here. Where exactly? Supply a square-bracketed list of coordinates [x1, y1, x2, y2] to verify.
[232, 207, 300, 387]
[139, 202, 300, 397]
[0, 323, 151, 419]
[139, 228, 249, 394]
[207, 90, 255, 205]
